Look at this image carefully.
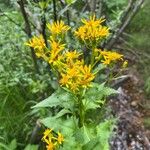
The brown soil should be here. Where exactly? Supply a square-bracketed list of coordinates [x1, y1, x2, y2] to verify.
[110, 69, 150, 150]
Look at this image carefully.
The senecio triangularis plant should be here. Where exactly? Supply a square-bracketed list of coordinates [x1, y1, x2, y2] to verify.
[26, 15, 127, 150]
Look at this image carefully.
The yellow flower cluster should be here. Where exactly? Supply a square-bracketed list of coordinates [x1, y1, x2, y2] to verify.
[99, 50, 123, 65]
[42, 129, 64, 150]
[47, 20, 70, 35]
[48, 38, 65, 66]
[59, 53, 95, 92]
[74, 15, 109, 42]
[25, 35, 46, 58]
[25, 17, 124, 93]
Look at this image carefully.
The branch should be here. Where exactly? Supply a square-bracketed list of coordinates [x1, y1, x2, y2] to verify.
[41, 10, 48, 47]
[120, 0, 134, 22]
[30, 120, 42, 144]
[17, 0, 39, 73]
[52, 0, 57, 21]
[90, 0, 97, 14]
[104, 0, 144, 50]
[58, 0, 70, 25]
[97, 0, 103, 18]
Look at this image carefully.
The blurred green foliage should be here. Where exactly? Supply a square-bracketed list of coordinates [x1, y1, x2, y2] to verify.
[0, 8, 51, 149]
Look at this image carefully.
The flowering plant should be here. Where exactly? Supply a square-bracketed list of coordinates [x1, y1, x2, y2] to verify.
[26, 15, 125, 150]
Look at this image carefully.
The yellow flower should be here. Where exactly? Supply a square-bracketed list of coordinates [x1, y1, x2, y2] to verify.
[97, 25, 109, 37]
[25, 35, 45, 50]
[70, 82, 80, 92]
[65, 50, 81, 62]
[59, 59, 95, 92]
[122, 60, 128, 68]
[75, 15, 109, 42]
[80, 65, 95, 88]
[42, 129, 53, 145]
[74, 26, 86, 41]
[47, 20, 70, 35]
[57, 132, 64, 144]
[67, 66, 80, 78]
[81, 15, 105, 27]
[100, 50, 123, 65]
[46, 142, 55, 150]
[59, 73, 70, 88]
[48, 39, 65, 65]
[42, 129, 64, 150]
[25, 35, 46, 58]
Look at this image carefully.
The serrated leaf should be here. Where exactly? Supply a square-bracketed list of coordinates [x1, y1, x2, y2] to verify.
[82, 137, 101, 150]
[82, 99, 100, 111]
[96, 119, 116, 150]
[74, 126, 90, 145]
[41, 117, 78, 137]
[32, 88, 75, 110]
[84, 83, 118, 103]
[55, 109, 71, 118]
[60, 136, 82, 150]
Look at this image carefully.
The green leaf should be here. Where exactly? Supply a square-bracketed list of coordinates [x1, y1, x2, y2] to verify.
[84, 83, 118, 103]
[96, 119, 116, 150]
[82, 119, 115, 150]
[74, 126, 91, 145]
[8, 139, 17, 150]
[93, 64, 106, 74]
[32, 88, 75, 110]
[65, 0, 76, 5]
[82, 99, 100, 111]
[82, 137, 101, 150]
[41, 116, 78, 137]
[55, 109, 71, 118]
[60, 136, 82, 150]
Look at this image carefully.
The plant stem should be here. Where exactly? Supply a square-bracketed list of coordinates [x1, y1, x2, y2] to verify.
[17, 0, 39, 73]
[78, 95, 84, 127]
[91, 44, 95, 66]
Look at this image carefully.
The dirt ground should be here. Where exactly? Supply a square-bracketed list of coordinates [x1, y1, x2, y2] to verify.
[109, 68, 150, 150]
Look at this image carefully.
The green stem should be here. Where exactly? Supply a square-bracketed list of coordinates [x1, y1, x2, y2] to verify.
[78, 95, 84, 127]
[91, 44, 96, 66]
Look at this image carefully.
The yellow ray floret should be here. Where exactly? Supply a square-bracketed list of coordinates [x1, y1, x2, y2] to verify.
[46, 142, 55, 150]
[81, 14, 105, 27]
[75, 15, 109, 42]
[47, 20, 70, 35]
[80, 65, 95, 88]
[65, 50, 81, 62]
[57, 132, 64, 144]
[25, 35, 46, 57]
[100, 50, 123, 65]
[59, 61, 95, 92]
[42, 129, 64, 150]
[48, 39, 65, 65]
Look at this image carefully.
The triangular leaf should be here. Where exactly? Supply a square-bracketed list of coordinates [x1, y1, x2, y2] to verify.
[55, 109, 71, 118]
[32, 88, 75, 110]
[41, 116, 78, 137]
[74, 126, 91, 145]
[82, 99, 100, 111]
